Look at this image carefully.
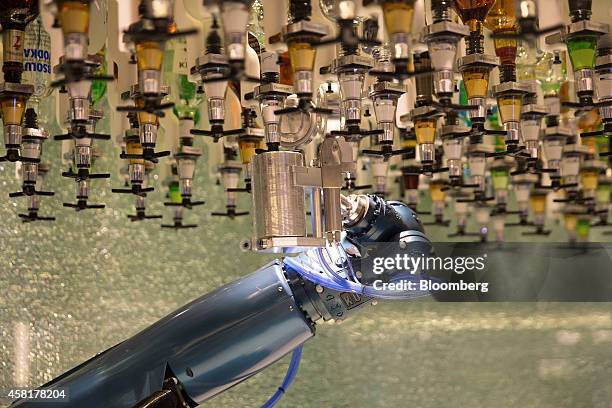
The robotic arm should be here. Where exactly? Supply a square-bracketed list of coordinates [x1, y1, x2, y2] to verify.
[11, 195, 430, 408]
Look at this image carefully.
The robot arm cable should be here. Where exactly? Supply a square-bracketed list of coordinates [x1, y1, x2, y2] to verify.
[259, 345, 304, 408]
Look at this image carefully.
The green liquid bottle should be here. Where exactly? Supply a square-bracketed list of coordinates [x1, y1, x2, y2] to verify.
[168, 181, 182, 204]
[165, 35, 201, 125]
[576, 218, 591, 241]
[566, 35, 597, 71]
[91, 47, 108, 107]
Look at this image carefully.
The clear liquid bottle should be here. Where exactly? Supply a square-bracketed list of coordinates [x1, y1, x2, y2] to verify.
[22, 16, 53, 128]
[247, 0, 265, 52]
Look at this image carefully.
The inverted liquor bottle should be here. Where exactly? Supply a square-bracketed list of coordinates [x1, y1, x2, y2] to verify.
[568, 0, 592, 23]
[595, 34, 612, 131]
[0, 0, 39, 82]
[22, 16, 53, 118]
[458, 53, 499, 124]
[408, 103, 441, 171]
[166, 34, 200, 133]
[537, 51, 563, 99]
[57, 0, 90, 61]
[1, 93, 27, 148]
[494, 81, 529, 150]
[136, 39, 165, 96]
[381, 0, 416, 64]
[529, 190, 547, 229]
[555, 0, 607, 105]
[288, 36, 318, 97]
[453, 0, 496, 54]
[282, 0, 327, 99]
[192, 19, 229, 129]
[414, 52, 434, 105]
[429, 179, 447, 222]
[0, 81, 34, 161]
[595, 178, 610, 220]
[414, 116, 438, 166]
[484, 0, 518, 82]
[422, 0, 468, 98]
[220, 1, 252, 65]
[490, 158, 511, 209]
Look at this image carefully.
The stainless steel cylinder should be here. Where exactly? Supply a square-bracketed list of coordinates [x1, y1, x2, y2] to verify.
[140, 69, 161, 95]
[136, 195, 146, 210]
[21, 139, 42, 160]
[75, 146, 92, 168]
[468, 97, 486, 121]
[420, 143, 435, 163]
[391, 33, 410, 60]
[129, 163, 145, 184]
[547, 159, 560, 174]
[495, 189, 508, 205]
[342, 99, 361, 123]
[22, 162, 38, 184]
[574, 69, 594, 94]
[434, 70, 454, 95]
[599, 104, 612, 121]
[447, 159, 462, 178]
[4, 124, 21, 147]
[64, 33, 87, 61]
[226, 41, 245, 61]
[261, 98, 282, 144]
[208, 98, 225, 122]
[76, 179, 90, 198]
[180, 178, 193, 197]
[472, 175, 485, 192]
[140, 123, 158, 146]
[28, 194, 40, 211]
[69, 98, 89, 122]
[294, 71, 312, 95]
[377, 122, 394, 144]
[404, 189, 419, 207]
[505, 121, 520, 143]
[252, 151, 306, 239]
[524, 140, 539, 158]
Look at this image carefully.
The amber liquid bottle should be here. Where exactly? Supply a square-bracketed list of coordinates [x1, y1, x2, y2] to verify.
[485, 0, 518, 82]
[0, 0, 39, 83]
[453, 0, 496, 54]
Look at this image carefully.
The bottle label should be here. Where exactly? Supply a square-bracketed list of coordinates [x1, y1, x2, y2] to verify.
[3, 30, 24, 63]
[23, 49, 52, 72]
[172, 38, 189, 76]
[23, 18, 52, 100]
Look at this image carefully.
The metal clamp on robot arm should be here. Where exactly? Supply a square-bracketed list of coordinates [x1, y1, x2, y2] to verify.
[11, 196, 429, 408]
[287, 194, 430, 324]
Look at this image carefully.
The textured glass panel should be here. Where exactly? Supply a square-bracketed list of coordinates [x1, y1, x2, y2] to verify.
[0, 102, 611, 408]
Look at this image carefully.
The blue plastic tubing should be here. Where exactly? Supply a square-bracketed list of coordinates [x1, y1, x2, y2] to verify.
[263, 249, 431, 406]
[283, 253, 430, 300]
[260, 345, 304, 408]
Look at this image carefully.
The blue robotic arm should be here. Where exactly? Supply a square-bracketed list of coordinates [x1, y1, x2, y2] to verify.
[11, 195, 430, 408]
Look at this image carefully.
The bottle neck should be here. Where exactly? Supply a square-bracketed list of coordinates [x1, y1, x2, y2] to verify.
[466, 31, 484, 55]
